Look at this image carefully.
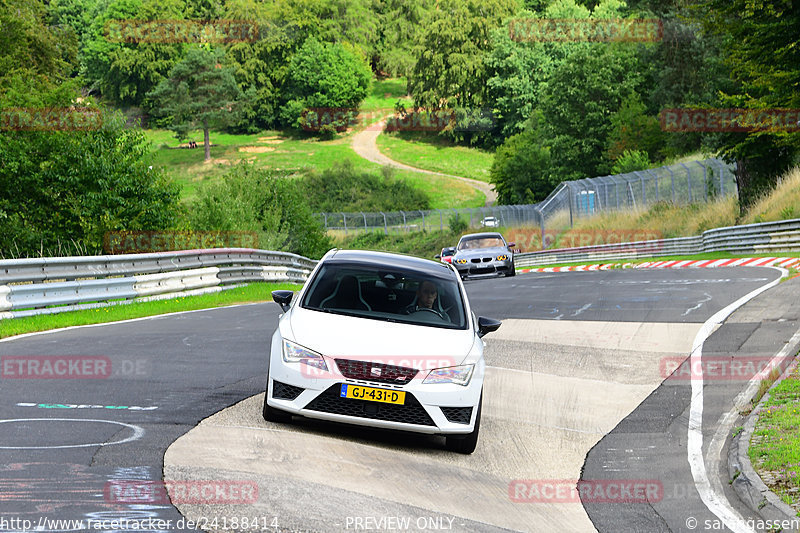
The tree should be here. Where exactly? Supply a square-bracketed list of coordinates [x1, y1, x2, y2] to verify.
[280, 37, 371, 130]
[82, 0, 187, 106]
[539, 44, 644, 180]
[408, 0, 517, 143]
[489, 123, 555, 204]
[0, 108, 181, 256]
[373, 0, 435, 76]
[692, 0, 800, 210]
[147, 47, 244, 161]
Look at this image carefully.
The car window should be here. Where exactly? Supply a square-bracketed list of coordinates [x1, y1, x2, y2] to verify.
[301, 263, 467, 329]
[441, 249, 454, 257]
[457, 237, 506, 250]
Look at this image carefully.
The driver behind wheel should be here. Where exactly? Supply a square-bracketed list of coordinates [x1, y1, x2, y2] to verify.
[404, 280, 449, 321]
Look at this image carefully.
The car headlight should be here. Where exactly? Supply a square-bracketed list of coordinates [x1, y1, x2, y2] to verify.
[496, 254, 508, 261]
[283, 340, 328, 371]
[423, 365, 474, 386]
[455, 259, 468, 264]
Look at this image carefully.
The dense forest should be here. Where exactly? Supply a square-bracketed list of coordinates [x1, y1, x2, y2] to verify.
[1, 0, 797, 257]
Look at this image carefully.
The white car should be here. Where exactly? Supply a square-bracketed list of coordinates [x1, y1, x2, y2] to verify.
[264, 249, 501, 453]
[480, 216, 500, 227]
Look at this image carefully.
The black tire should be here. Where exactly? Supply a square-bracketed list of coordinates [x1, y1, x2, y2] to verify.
[262, 377, 293, 423]
[445, 394, 482, 454]
[505, 264, 516, 277]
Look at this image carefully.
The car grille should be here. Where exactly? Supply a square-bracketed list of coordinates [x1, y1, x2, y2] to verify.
[334, 359, 418, 385]
[272, 380, 305, 400]
[469, 266, 497, 275]
[304, 385, 436, 426]
[470, 257, 493, 263]
[440, 406, 473, 424]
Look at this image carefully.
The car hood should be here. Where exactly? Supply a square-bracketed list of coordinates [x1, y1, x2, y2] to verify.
[284, 306, 475, 367]
[454, 247, 510, 259]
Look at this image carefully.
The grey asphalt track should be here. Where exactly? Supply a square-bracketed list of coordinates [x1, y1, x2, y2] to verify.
[0, 267, 786, 532]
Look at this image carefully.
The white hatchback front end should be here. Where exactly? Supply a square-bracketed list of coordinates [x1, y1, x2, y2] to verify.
[263, 250, 500, 454]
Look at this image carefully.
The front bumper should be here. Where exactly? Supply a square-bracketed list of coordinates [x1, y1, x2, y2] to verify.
[453, 260, 514, 278]
[267, 341, 484, 435]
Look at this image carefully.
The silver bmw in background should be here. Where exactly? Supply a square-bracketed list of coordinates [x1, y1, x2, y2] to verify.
[452, 232, 516, 279]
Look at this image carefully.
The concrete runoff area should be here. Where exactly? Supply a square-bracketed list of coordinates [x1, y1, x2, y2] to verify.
[164, 319, 702, 532]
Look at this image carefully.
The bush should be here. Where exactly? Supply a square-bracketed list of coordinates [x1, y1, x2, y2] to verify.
[611, 150, 652, 175]
[448, 213, 468, 233]
[190, 165, 332, 259]
[0, 108, 181, 257]
[301, 161, 430, 213]
[489, 124, 555, 204]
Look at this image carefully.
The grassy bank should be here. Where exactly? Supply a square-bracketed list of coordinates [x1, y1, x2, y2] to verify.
[145, 128, 483, 209]
[376, 131, 494, 182]
[748, 362, 800, 513]
[0, 282, 301, 340]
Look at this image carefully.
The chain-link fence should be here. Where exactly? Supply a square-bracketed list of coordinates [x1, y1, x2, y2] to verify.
[315, 158, 737, 239]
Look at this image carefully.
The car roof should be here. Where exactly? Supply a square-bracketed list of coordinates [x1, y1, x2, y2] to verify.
[325, 249, 456, 276]
[458, 232, 505, 240]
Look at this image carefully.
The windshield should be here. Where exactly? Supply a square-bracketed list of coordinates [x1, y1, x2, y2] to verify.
[301, 263, 467, 329]
[457, 237, 506, 251]
[441, 249, 455, 257]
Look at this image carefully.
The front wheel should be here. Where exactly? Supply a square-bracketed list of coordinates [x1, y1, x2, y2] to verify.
[505, 263, 516, 277]
[445, 394, 482, 454]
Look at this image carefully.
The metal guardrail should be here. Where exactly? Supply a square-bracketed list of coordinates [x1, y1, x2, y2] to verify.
[515, 218, 800, 267]
[0, 248, 317, 320]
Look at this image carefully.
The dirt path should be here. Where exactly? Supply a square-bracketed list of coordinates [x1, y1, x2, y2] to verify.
[352, 119, 497, 206]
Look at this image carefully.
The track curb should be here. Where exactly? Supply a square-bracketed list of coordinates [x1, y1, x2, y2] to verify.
[520, 256, 800, 273]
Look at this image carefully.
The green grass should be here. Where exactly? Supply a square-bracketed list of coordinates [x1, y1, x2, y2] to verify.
[748, 362, 800, 512]
[0, 282, 301, 339]
[376, 131, 495, 182]
[361, 77, 412, 111]
[144, 128, 483, 209]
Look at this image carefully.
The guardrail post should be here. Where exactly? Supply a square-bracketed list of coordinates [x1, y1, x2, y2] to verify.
[342, 212, 347, 236]
[401, 210, 407, 232]
[438, 209, 443, 231]
[322, 213, 328, 230]
[380, 212, 388, 234]
[360, 211, 367, 232]
[420, 210, 425, 231]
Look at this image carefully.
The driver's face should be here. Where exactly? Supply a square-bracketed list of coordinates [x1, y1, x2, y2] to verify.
[418, 281, 437, 308]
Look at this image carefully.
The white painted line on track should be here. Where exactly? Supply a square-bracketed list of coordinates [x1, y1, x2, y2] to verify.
[687, 267, 786, 533]
[0, 418, 144, 449]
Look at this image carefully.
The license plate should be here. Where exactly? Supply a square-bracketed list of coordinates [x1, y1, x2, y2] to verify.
[340, 384, 405, 405]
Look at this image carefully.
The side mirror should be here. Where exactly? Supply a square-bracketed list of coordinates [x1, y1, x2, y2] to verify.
[477, 316, 501, 338]
[435, 254, 441, 259]
[507, 242, 516, 248]
[272, 290, 294, 312]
